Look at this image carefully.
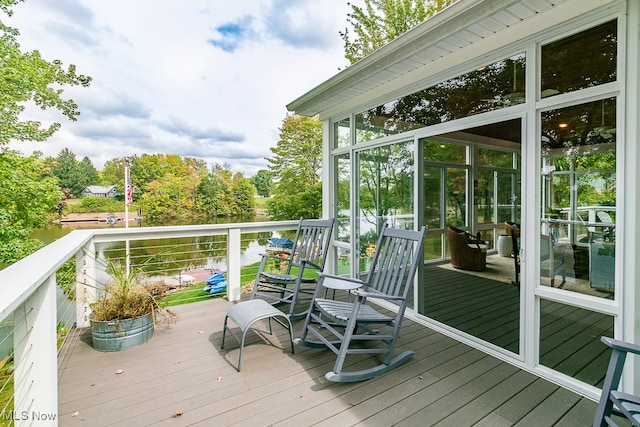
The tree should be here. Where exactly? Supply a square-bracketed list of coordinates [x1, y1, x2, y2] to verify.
[266, 115, 323, 220]
[100, 157, 126, 198]
[51, 148, 99, 197]
[51, 148, 77, 194]
[340, 0, 456, 65]
[251, 169, 272, 197]
[0, 0, 91, 145]
[0, 1, 90, 264]
[195, 164, 255, 218]
[77, 156, 99, 191]
[0, 150, 62, 265]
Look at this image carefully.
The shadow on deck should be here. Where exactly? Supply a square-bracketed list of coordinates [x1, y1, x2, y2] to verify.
[58, 297, 612, 426]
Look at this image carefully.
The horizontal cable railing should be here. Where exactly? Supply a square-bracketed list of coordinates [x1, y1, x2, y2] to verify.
[0, 220, 299, 426]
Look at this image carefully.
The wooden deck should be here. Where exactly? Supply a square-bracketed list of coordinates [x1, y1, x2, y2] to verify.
[58, 297, 614, 427]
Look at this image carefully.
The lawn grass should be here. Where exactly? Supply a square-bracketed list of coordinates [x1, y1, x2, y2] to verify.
[162, 261, 262, 307]
[161, 257, 319, 307]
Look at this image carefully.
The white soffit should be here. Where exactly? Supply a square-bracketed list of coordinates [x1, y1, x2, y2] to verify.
[287, 0, 616, 119]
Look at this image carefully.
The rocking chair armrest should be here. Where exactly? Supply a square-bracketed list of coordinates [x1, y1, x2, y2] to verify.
[318, 273, 365, 291]
[601, 336, 640, 355]
[352, 288, 405, 302]
[299, 259, 322, 271]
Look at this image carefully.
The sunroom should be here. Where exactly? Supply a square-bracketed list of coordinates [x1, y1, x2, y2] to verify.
[287, 0, 639, 401]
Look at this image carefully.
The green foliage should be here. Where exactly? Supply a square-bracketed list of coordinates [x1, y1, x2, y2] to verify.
[251, 169, 272, 197]
[91, 261, 177, 324]
[51, 148, 99, 197]
[195, 164, 255, 218]
[100, 157, 126, 192]
[66, 196, 125, 214]
[267, 183, 322, 220]
[0, 0, 91, 145]
[126, 154, 202, 222]
[266, 115, 323, 220]
[77, 156, 100, 190]
[0, 149, 62, 265]
[340, 0, 455, 65]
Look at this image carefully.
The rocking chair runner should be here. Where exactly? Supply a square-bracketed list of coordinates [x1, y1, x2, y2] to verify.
[251, 217, 335, 318]
[294, 224, 427, 382]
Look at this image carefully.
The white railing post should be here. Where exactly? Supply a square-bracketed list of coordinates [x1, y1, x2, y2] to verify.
[227, 228, 242, 302]
[76, 241, 97, 328]
[13, 275, 57, 426]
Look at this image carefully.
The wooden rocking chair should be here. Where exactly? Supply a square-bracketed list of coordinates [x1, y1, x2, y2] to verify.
[593, 336, 640, 426]
[294, 224, 427, 382]
[251, 217, 335, 318]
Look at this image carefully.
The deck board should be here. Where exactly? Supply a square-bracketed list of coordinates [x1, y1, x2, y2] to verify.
[58, 297, 614, 426]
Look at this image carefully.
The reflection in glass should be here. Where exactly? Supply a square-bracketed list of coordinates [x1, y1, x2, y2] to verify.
[446, 168, 467, 228]
[356, 53, 526, 143]
[541, 20, 617, 98]
[336, 154, 351, 243]
[477, 169, 494, 225]
[334, 118, 351, 148]
[539, 300, 613, 387]
[424, 166, 442, 231]
[357, 141, 414, 273]
[540, 99, 616, 297]
[420, 120, 521, 354]
[423, 139, 467, 163]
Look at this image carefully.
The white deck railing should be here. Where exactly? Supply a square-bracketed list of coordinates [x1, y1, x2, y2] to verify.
[0, 220, 298, 426]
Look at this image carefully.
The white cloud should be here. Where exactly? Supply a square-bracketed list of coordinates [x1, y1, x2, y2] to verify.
[6, 0, 360, 176]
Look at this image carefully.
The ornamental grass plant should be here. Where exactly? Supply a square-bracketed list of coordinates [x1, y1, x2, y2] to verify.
[90, 261, 177, 326]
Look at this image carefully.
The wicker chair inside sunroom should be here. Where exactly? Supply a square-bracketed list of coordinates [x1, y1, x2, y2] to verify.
[447, 226, 487, 271]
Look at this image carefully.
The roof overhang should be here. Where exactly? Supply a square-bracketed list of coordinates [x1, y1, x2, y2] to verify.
[287, 0, 617, 120]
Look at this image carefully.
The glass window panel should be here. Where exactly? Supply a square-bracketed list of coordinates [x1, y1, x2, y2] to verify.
[423, 257, 520, 354]
[334, 118, 351, 148]
[424, 166, 442, 230]
[540, 98, 616, 297]
[539, 300, 613, 387]
[479, 148, 513, 168]
[355, 53, 526, 143]
[336, 246, 351, 276]
[446, 168, 467, 228]
[420, 121, 521, 355]
[424, 139, 467, 163]
[423, 233, 443, 261]
[497, 171, 520, 224]
[477, 169, 494, 225]
[336, 154, 351, 243]
[357, 141, 414, 274]
[541, 20, 617, 98]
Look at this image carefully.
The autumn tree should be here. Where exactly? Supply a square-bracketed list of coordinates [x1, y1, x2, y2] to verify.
[131, 154, 203, 222]
[266, 115, 323, 220]
[340, 0, 456, 64]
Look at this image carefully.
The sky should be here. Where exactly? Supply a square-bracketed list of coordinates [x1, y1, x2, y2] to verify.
[6, 0, 362, 176]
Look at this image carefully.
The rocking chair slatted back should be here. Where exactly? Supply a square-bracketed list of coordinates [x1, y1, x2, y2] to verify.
[290, 218, 333, 269]
[366, 225, 420, 299]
